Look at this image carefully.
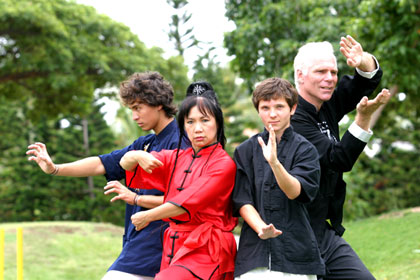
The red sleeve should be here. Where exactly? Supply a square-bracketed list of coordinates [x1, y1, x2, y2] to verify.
[126, 149, 176, 192]
[168, 155, 236, 218]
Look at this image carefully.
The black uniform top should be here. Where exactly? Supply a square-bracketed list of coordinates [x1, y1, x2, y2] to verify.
[291, 68, 383, 242]
[232, 126, 325, 277]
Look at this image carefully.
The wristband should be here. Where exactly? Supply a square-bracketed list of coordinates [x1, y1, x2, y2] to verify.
[50, 165, 59, 175]
[134, 194, 140, 206]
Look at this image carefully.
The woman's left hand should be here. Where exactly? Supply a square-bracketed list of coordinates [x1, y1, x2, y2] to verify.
[131, 211, 151, 231]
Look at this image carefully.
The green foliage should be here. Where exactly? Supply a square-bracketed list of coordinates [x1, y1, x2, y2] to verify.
[225, 0, 360, 89]
[224, 0, 420, 218]
[0, 0, 189, 120]
[0, 97, 125, 226]
[192, 51, 260, 155]
[166, 0, 201, 56]
[0, 0, 190, 225]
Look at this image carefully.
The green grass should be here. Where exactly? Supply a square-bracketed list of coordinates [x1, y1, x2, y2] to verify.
[0, 209, 419, 279]
[0, 221, 123, 280]
[343, 208, 420, 280]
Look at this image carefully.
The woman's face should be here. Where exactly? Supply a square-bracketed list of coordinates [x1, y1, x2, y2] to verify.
[185, 105, 218, 152]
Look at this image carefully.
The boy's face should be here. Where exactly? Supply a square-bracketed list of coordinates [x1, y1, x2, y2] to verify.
[128, 102, 162, 131]
[258, 97, 296, 136]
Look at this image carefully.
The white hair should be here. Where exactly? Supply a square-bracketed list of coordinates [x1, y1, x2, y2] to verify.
[293, 41, 337, 92]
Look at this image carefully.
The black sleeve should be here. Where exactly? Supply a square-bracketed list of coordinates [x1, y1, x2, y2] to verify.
[290, 141, 320, 203]
[292, 114, 366, 173]
[330, 67, 383, 121]
[232, 143, 255, 216]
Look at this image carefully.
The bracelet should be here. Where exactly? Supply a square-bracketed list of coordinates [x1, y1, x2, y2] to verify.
[134, 194, 140, 206]
[50, 165, 59, 176]
[132, 194, 137, 205]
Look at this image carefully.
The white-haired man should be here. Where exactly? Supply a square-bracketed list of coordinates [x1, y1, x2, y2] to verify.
[291, 35, 391, 280]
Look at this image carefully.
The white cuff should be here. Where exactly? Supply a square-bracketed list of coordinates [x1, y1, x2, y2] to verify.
[348, 121, 373, 143]
[356, 56, 380, 79]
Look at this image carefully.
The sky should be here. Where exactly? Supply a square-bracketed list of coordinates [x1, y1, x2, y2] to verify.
[74, 0, 236, 125]
[76, 0, 236, 68]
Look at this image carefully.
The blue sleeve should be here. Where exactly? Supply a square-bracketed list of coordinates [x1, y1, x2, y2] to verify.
[98, 136, 149, 181]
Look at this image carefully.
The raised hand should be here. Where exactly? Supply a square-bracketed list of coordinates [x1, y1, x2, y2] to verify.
[357, 88, 391, 117]
[258, 223, 282, 240]
[339, 35, 364, 68]
[26, 142, 56, 174]
[258, 124, 278, 166]
[355, 88, 392, 130]
[104, 180, 136, 204]
[340, 35, 376, 72]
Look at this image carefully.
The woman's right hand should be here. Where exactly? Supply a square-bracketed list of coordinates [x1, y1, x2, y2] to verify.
[120, 150, 163, 173]
[26, 142, 56, 174]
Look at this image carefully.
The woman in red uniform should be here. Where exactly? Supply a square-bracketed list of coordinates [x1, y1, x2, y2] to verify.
[119, 89, 238, 280]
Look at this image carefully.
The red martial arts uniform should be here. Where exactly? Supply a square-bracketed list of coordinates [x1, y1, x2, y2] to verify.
[127, 143, 238, 280]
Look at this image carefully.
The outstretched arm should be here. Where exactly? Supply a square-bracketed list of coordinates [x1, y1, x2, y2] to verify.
[339, 35, 376, 72]
[239, 204, 282, 240]
[104, 180, 164, 209]
[258, 125, 301, 199]
[26, 142, 105, 176]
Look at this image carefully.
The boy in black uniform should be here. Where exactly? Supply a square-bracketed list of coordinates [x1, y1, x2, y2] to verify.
[233, 78, 324, 280]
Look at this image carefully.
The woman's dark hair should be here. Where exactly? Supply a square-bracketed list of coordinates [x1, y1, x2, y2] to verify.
[177, 92, 226, 149]
[186, 81, 214, 97]
[166, 91, 226, 206]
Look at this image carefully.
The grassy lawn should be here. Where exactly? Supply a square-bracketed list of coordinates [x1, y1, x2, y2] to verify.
[0, 208, 419, 279]
[343, 208, 420, 280]
[0, 221, 123, 280]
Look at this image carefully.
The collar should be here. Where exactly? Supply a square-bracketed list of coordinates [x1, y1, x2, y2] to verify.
[261, 126, 293, 142]
[298, 95, 319, 116]
[155, 119, 178, 142]
[190, 142, 220, 157]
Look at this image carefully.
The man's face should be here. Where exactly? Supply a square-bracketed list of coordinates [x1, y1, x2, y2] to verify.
[298, 55, 338, 108]
[258, 97, 296, 137]
[128, 102, 161, 131]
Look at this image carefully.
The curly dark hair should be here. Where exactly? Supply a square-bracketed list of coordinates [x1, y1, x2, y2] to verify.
[119, 71, 177, 117]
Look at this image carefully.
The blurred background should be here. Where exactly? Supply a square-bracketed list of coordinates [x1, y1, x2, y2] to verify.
[0, 0, 418, 253]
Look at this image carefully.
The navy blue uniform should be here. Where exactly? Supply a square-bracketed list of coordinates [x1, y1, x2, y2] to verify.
[99, 120, 180, 277]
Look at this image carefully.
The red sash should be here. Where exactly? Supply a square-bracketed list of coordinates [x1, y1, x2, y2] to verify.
[170, 222, 235, 275]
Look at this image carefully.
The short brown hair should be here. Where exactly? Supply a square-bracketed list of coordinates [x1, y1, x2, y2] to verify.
[119, 71, 177, 117]
[252, 77, 298, 111]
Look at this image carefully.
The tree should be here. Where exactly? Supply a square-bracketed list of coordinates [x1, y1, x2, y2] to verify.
[225, 0, 360, 90]
[166, 0, 201, 57]
[0, 0, 189, 119]
[224, 0, 420, 217]
[0, 96, 126, 225]
[0, 0, 190, 224]
[192, 50, 258, 155]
